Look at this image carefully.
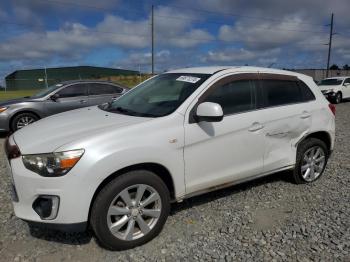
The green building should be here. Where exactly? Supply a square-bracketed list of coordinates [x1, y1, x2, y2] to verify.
[5, 66, 139, 90]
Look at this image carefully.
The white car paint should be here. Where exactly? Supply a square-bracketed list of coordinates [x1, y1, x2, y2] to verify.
[319, 76, 350, 99]
[6, 66, 335, 227]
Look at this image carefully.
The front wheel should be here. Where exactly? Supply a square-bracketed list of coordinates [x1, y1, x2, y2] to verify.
[90, 170, 170, 250]
[292, 138, 328, 184]
[333, 92, 342, 104]
[11, 112, 39, 131]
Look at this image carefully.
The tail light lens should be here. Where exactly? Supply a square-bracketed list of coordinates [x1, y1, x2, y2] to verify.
[328, 104, 336, 116]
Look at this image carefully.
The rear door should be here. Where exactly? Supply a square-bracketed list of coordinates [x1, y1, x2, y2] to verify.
[44, 83, 89, 115]
[88, 83, 124, 106]
[257, 74, 315, 172]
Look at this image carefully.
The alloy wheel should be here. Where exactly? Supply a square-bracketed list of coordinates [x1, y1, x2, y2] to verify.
[301, 146, 326, 182]
[107, 184, 162, 241]
[16, 116, 36, 129]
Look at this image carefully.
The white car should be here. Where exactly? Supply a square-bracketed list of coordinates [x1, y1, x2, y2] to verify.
[5, 66, 335, 250]
[318, 76, 350, 103]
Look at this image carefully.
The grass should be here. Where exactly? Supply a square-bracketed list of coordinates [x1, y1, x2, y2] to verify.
[0, 89, 41, 101]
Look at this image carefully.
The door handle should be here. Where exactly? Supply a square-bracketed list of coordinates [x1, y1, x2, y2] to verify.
[300, 111, 311, 119]
[248, 122, 264, 132]
[79, 100, 87, 104]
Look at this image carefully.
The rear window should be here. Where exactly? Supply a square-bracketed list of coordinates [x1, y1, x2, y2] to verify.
[261, 80, 303, 107]
[298, 81, 316, 102]
[90, 84, 122, 95]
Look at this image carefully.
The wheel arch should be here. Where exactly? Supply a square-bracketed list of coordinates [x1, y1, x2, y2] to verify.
[297, 131, 332, 154]
[88, 162, 176, 220]
[10, 110, 41, 130]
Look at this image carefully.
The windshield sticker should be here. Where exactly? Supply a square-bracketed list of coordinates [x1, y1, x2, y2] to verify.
[176, 76, 201, 83]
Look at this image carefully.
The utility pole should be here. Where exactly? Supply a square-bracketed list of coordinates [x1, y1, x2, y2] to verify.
[326, 13, 334, 78]
[151, 5, 154, 75]
[44, 67, 48, 88]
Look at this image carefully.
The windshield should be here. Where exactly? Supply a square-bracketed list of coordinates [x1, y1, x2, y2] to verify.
[319, 79, 343, 86]
[100, 73, 210, 117]
[31, 83, 65, 98]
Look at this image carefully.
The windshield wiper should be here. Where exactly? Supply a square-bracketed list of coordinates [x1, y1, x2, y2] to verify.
[109, 106, 157, 117]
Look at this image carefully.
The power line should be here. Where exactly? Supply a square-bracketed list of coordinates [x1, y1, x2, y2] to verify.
[153, 15, 328, 34]
[151, 3, 327, 28]
[0, 20, 328, 46]
[34, 0, 327, 29]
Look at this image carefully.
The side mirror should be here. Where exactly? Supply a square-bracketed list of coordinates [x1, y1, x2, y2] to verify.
[50, 93, 60, 101]
[195, 102, 223, 122]
[343, 83, 350, 86]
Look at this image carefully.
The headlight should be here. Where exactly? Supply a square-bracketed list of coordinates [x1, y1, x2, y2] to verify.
[22, 149, 84, 177]
[326, 89, 334, 93]
[0, 107, 8, 113]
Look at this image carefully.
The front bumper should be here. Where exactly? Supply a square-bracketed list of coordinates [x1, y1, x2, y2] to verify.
[0, 111, 10, 132]
[322, 91, 336, 101]
[25, 220, 87, 233]
[5, 138, 96, 230]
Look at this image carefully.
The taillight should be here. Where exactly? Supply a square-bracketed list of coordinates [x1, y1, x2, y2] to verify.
[4, 137, 21, 160]
[328, 104, 336, 116]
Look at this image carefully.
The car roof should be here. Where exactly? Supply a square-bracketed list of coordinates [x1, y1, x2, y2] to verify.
[58, 80, 129, 89]
[166, 66, 302, 77]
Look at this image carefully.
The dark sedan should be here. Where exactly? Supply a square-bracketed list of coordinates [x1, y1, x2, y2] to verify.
[0, 80, 129, 132]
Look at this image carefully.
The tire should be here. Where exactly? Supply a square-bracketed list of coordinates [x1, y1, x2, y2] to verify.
[292, 138, 328, 184]
[333, 92, 342, 104]
[11, 112, 39, 131]
[90, 170, 170, 251]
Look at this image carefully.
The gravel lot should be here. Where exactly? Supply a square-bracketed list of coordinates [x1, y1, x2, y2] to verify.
[0, 103, 349, 262]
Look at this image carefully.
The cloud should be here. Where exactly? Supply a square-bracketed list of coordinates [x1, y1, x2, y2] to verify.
[153, 6, 214, 48]
[120, 50, 171, 67]
[218, 16, 328, 50]
[201, 48, 281, 66]
[0, 0, 350, 80]
[0, 5, 214, 64]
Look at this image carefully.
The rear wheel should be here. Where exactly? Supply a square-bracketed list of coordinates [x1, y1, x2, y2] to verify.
[11, 112, 39, 131]
[90, 170, 170, 250]
[292, 138, 328, 184]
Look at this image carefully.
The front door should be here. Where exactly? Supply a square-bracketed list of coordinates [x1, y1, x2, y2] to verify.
[184, 76, 265, 195]
[44, 83, 89, 115]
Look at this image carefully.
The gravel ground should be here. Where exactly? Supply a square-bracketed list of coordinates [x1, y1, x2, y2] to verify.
[0, 103, 349, 262]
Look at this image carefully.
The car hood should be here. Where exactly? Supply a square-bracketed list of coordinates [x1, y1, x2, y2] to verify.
[13, 106, 151, 154]
[318, 85, 339, 92]
[0, 97, 39, 107]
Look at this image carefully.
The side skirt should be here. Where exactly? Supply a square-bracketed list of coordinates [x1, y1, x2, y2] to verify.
[176, 165, 294, 202]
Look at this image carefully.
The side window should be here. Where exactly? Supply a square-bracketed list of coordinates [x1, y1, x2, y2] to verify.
[298, 81, 316, 102]
[57, 84, 88, 98]
[344, 78, 350, 84]
[261, 80, 302, 107]
[90, 84, 122, 95]
[203, 80, 255, 115]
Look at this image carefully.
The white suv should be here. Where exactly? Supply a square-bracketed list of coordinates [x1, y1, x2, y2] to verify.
[5, 67, 335, 250]
[318, 76, 350, 103]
